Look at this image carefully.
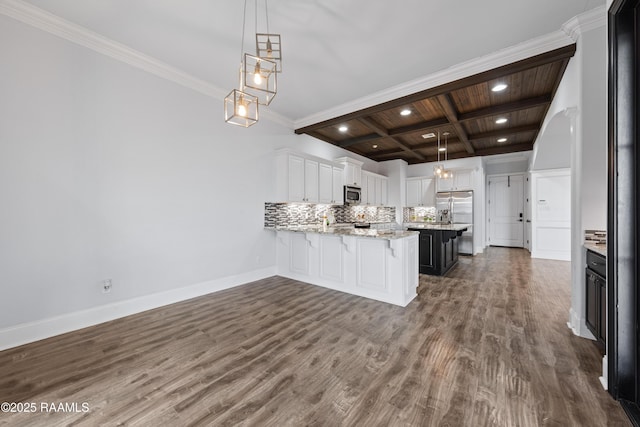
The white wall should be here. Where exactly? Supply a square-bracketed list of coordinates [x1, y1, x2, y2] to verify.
[0, 15, 369, 348]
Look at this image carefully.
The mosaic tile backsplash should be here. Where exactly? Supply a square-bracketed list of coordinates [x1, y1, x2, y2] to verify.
[585, 229, 606, 245]
[402, 207, 437, 223]
[265, 203, 396, 228]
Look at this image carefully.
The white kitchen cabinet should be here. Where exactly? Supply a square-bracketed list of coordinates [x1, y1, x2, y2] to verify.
[380, 177, 388, 206]
[332, 167, 344, 204]
[277, 150, 345, 204]
[335, 157, 363, 187]
[361, 171, 388, 206]
[274, 230, 418, 307]
[436, 169, 473, 192]
[318, 162, 333, 204]
[304, 159, 319, 203]
[287, 155, 306, 202]
[406, 177, 435, 207]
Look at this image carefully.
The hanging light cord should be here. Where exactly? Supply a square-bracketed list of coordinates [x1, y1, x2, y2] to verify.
[265, 0, 270, 33]
[239, 0, 248, 63]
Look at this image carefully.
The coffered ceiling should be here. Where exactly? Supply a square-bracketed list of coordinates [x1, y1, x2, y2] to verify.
[295, 45, 576, 164]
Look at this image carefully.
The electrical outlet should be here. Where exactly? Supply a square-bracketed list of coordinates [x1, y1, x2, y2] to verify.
[102, 279, 112, 293]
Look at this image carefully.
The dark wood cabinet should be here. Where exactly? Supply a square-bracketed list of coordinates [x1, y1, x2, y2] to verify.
[585, 249, 606, 352]
[410, 228, 464, 276]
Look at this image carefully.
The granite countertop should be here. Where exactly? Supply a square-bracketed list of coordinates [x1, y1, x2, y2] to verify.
[585, 242, 606, 257]
[266, 225, 418, 240]
[403, 222, 472, 232]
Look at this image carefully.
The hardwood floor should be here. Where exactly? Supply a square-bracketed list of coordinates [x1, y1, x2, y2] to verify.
[0, 247, 629, 426]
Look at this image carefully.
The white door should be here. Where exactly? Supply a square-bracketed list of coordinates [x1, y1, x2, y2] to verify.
[488, 175, 524, 247]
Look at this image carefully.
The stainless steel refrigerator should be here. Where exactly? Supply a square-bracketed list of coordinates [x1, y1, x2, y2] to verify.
[436, 190, 474, 255]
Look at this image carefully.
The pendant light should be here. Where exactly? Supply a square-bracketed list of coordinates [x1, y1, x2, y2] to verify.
[255, 0, 282, 73]
[242, 0, 277, 105]
[434, 132, 444, 176]
[442, 132, 453, 179]
[224, 0, 259, 127]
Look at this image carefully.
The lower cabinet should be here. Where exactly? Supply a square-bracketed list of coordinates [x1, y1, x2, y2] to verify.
[585, 249, 606, 351]
[275, 230, 418, 307]
[412, 229, 462, 276]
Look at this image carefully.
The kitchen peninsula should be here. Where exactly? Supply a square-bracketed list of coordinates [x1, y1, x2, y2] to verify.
[405, 223, 471, 276]
[267, 225, 419, 307]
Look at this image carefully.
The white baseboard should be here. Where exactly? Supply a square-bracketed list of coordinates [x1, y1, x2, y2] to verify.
[532, 249, 571, 261]
[599, 355, 608, 390]
[0, 266, 277, 351]
[567, 307, 596, 340]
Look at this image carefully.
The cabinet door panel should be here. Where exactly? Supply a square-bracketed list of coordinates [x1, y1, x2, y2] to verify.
[454, 170, 473, 190]
[318, 163, 333, 203]
[421, 178, 435, 207]
[304, 159, 319, 203]
[380, 178, 388, 206]
[599, 278, 606, 341]
[407, 179, 421, 207]
[585, 270, 598, 335]
[333, 167, 344, 204]
[288, 155, 305, 202]
[367, 174, 377, 205]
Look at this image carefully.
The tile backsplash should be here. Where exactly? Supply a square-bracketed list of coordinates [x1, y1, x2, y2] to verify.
[265, 203, 395, 228]
[402, 207, 437, 223]
[585, 229, 606, 244]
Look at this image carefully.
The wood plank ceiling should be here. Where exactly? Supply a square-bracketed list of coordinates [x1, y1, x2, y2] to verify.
[295, 45, 576, 165]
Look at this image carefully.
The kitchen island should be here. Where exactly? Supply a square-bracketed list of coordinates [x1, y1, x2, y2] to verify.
[404, 223, 471, 276]
[267, 225, 419, 307]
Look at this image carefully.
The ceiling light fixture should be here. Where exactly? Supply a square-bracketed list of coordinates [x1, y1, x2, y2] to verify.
[372, 144, 378, 149]
[400, 109, 412, 116]
[434, 132, 453, 178]
[495, 117, 508, 124]
[338, 125, 348, 132]
[225, 0, 281, 127]
[422, 133, 436, 139]
[492, 83, 508, 92]
[497, 137, 508, 142]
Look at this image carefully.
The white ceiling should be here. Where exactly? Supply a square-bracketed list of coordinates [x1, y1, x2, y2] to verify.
[21, 0, 604, 123]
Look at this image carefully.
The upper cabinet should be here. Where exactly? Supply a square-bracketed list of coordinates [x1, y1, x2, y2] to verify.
[361, 170, 388, 206]
[335, 157, 363, 187]
[436, 169, 474, 192]
[406, 177, 435, 207]
[276, 150, 344, 204]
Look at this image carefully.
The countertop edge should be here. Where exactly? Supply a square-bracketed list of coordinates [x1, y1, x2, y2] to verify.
[584, 242, 607, 257]
[265, 227, 419, 240]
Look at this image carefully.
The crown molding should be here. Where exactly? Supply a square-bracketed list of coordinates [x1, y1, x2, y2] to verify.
[562, 5, 606, 41]
[293, 29, 575, 130]
[0, 0, 295, 129]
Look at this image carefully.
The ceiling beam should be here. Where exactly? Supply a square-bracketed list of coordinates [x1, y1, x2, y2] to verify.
[468, 124, 541, 141]
[436, 94, 475, 154]
[475, 142, 534, 157]
[388, 117, 450, 137]
[458, 95, 551, 122]
[337, 133, 381, 148]
[358, 117, 426, 161]
[294, 44, 576, 135]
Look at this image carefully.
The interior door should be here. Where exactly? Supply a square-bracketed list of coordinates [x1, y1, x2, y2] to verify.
[488, 175, 524, 247]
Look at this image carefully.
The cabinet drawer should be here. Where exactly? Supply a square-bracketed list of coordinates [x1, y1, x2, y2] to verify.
[586, 250, 606, 278]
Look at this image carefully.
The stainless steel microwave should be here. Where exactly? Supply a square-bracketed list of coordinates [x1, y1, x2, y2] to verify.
[344, 185, 361, 205]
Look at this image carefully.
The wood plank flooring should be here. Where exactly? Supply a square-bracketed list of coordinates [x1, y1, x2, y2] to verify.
[0, 247, 629, 426]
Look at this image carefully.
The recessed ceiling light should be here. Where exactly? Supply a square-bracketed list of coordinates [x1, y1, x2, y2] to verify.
[338, 125, 348, 132]
[421, 133, 436, 139]
[497, 137, 508, 142]
[438, 147, 446, 152]
[372, 144, 378, 149]
[492, 83, 508, 92]
[495, 117, 508, 124]
[400, 109, 412, 116]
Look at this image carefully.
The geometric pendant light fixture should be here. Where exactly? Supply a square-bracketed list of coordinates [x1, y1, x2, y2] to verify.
[224, 0, 282, 126]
